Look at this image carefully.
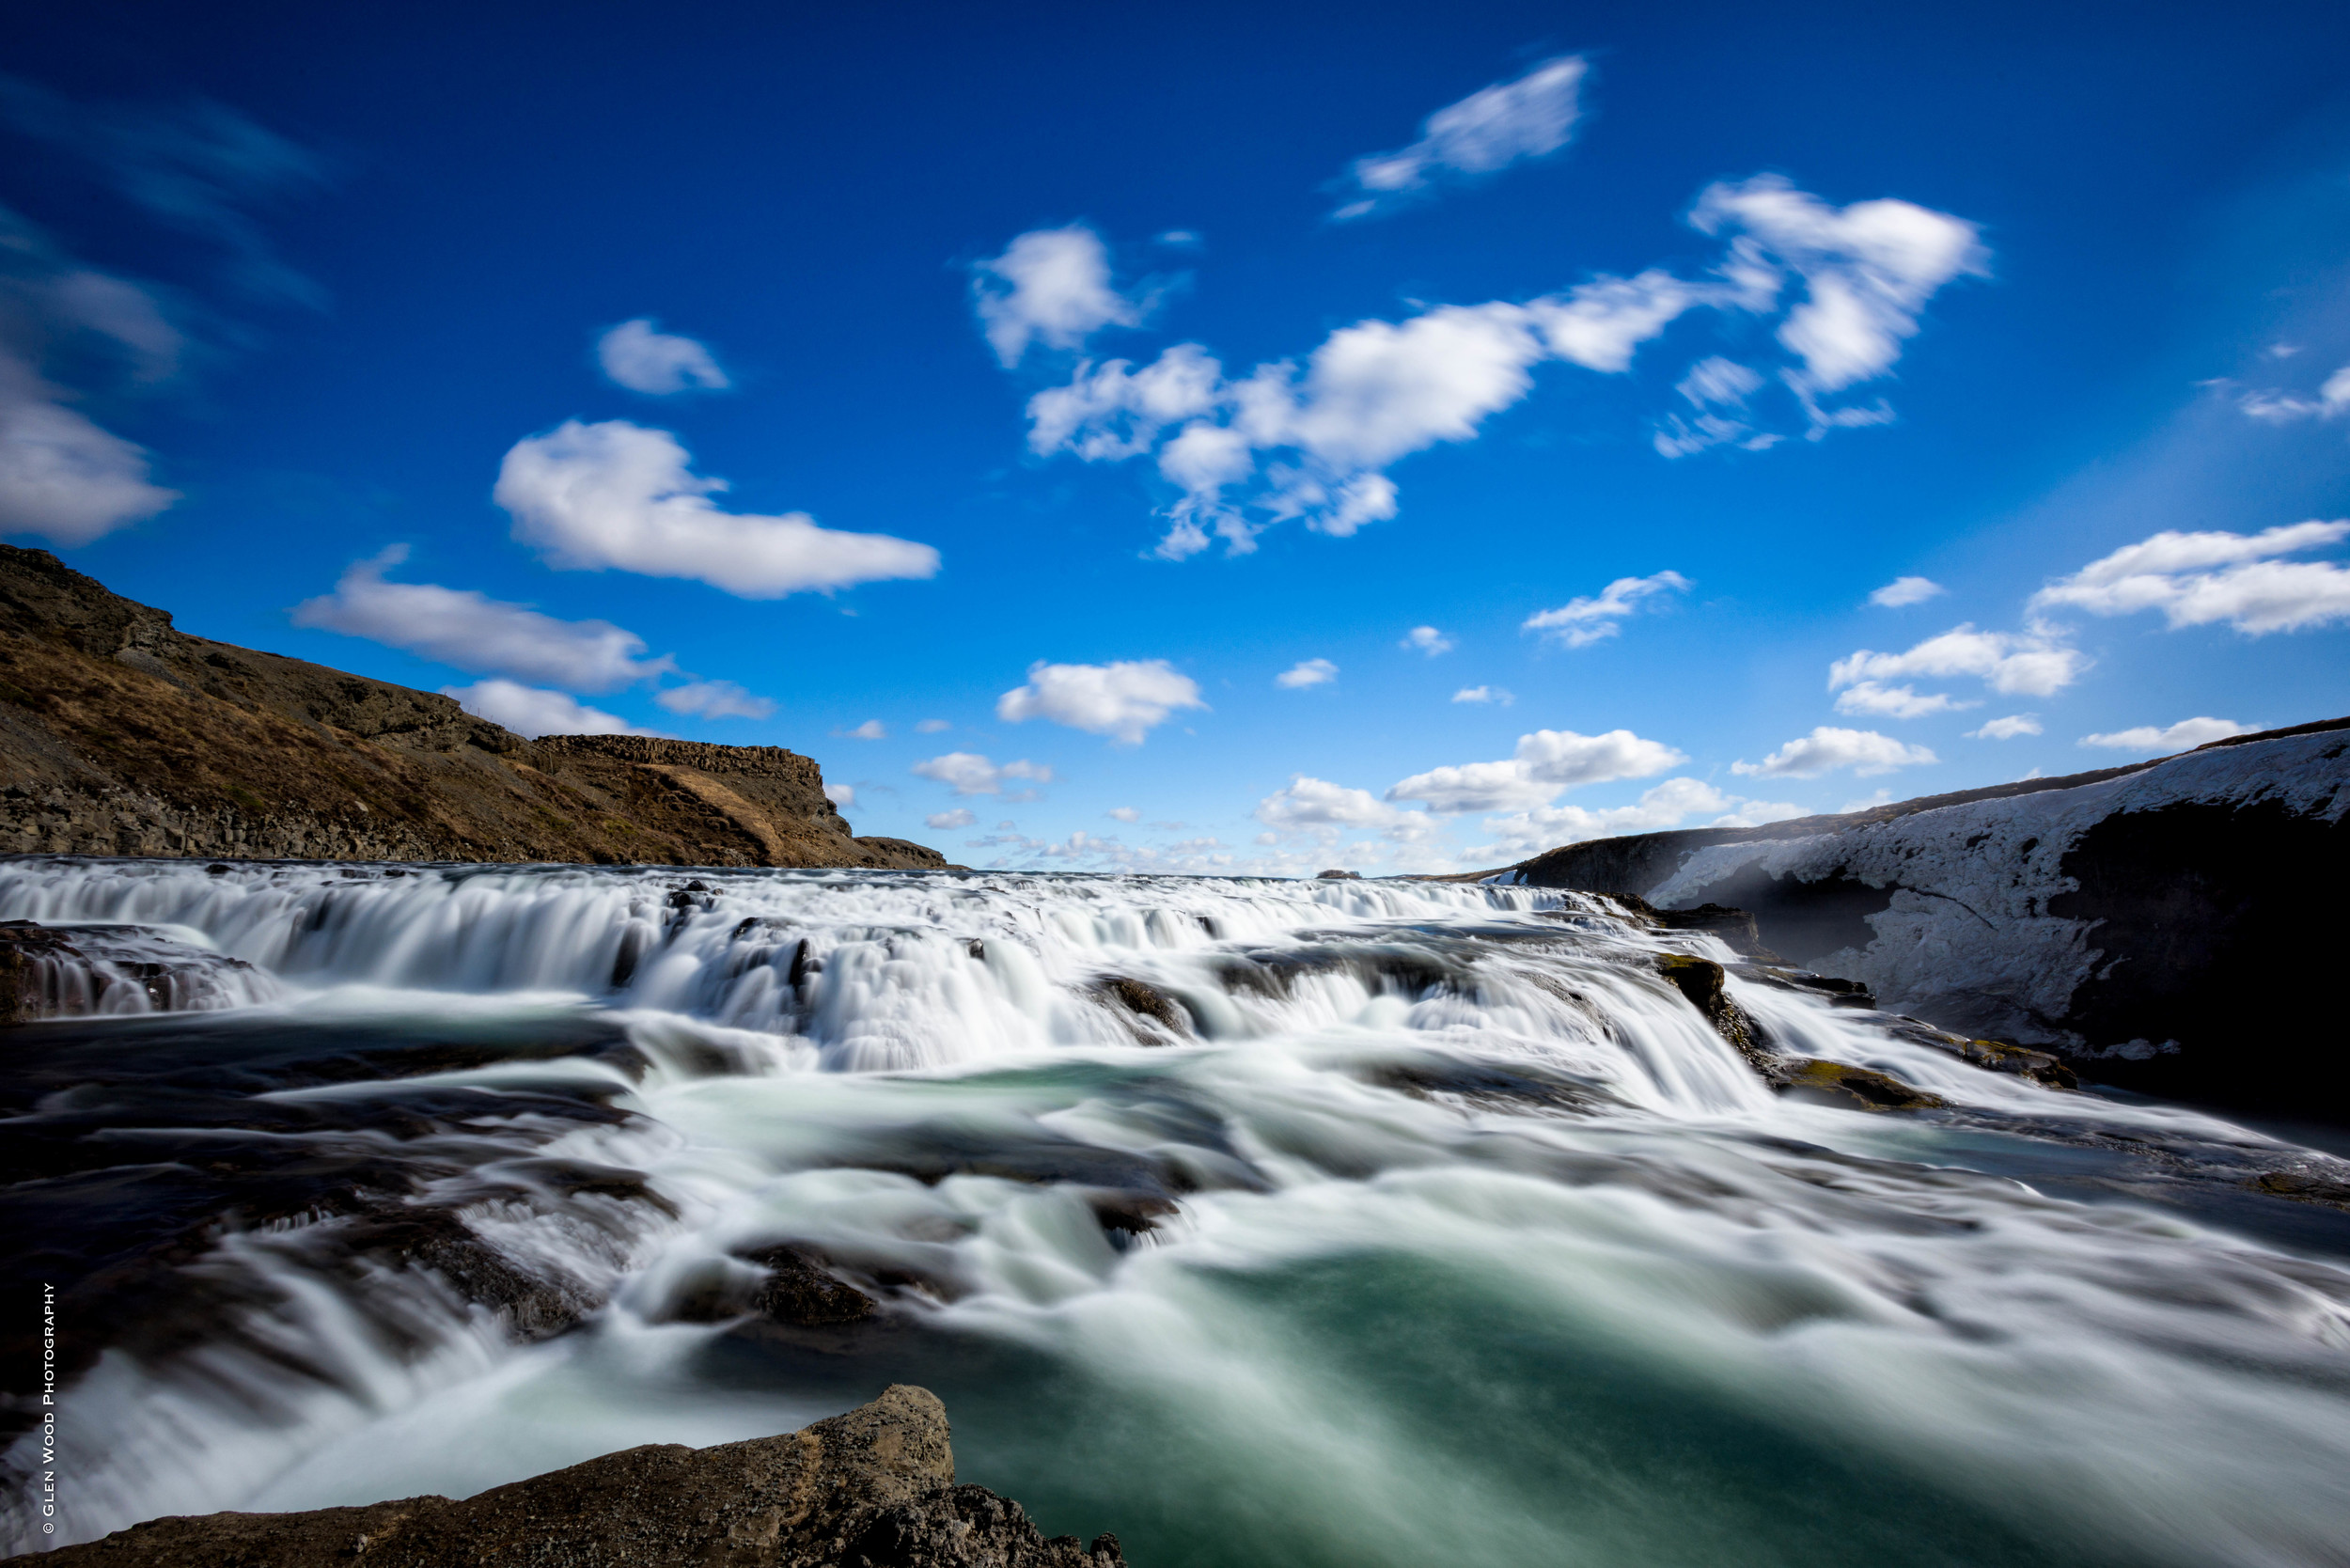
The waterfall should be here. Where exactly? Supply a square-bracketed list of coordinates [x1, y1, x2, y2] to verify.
[4, 856, 2346, 1567]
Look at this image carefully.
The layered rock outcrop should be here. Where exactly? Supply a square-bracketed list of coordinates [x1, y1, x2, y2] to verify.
[0, 546, 944, 869]
[1491, 719, 2350, 1115]
[6, 1386, 1126, 1568]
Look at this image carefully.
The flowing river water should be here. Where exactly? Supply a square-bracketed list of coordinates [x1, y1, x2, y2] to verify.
[2, 858, 2347, 1567]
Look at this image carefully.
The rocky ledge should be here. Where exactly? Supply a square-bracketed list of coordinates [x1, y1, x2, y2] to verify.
[1486, 718, 2350, 1119]
[0, 546, 943, 869]
[7, 1386, 1123, 1568]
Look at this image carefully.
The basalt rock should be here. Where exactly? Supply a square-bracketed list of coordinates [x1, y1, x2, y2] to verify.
[0, 545, 946, 870]
[1654, 953, 1771, 1073]
[9, 1386, 1128, 1568]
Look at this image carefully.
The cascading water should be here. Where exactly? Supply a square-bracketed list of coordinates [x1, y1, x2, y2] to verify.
[3, 856, 2346, 1567]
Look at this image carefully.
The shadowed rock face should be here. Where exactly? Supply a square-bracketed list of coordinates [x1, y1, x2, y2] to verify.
[0, 545, 945, 870]
[7, 1386, 1127, 1568]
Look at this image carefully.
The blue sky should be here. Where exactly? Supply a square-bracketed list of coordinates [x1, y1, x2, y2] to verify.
[6, 0, 2349, 873]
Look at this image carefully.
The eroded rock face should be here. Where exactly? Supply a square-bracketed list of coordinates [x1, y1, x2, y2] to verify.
[8, 1387, 1127, 1568]
[0, 546, 947, 870]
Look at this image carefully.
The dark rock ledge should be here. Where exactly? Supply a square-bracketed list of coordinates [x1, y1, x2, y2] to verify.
[7, 1386, 1123, 1568]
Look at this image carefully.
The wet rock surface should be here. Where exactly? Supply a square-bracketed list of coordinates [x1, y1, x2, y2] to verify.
[0, 545, 945, 870]
[5, 1386, 1128, 1568]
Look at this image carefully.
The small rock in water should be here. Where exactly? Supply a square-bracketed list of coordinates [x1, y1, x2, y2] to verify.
[1778, 1058, 1947, 1112]
[1316, 868, 1361, 880]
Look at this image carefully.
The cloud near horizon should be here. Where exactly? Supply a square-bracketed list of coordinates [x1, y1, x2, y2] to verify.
[1386, 727, 1686, 814]
[1732, 725, 1936, 778]
[656, 680, 773, 720]
[494, 419, 940, 598]
[2079, 716, 2249, 752]
[1330, 55, 1588, 222]
[911, 751, 1054, 797]
[292, 546, 674, 690]
[443, 678, 652, 739]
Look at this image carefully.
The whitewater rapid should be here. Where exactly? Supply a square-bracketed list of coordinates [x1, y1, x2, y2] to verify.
[3, 858, 2346, 1567]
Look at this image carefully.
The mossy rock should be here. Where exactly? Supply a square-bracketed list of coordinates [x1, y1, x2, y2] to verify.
[1778, 1058, 1946, 1112]
[1957, 1037, 2078, 1090]
[1653, 953, 1770, 1072]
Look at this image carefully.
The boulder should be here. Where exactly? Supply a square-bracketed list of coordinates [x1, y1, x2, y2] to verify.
[8, 1387, 1127, 1568]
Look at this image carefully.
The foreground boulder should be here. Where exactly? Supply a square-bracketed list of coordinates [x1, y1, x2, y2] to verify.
[1491, 719, 2350, 1117]
[0, 545, 944, 869]
[9, 1386, 1124, 1568]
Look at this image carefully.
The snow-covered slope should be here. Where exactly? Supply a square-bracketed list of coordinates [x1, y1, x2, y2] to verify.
[1505, 722, 2350, 1107]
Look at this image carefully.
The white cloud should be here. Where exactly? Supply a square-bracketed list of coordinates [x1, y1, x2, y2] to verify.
[1653, 358, 1784, 458]
[1732, 726, 1937, 778]
[910, 752, 1054, 796]
[595, 319, 729, 395]
[1104, 806, 1140, 822]
[494, 419, 939, 598]
[2029, 521, 2350, 635]
[1841, 788, 1895, 813]
[1869, 575, 1946, 607]
[1400, 625, 1454, 655]
[833, 719, 887, 740]
[971, 226, 1141, 368]
[1832, 681, 1973, 719]
[1689, 174, 1988, 400]
[1451, 685, 1512, 705]
[995, 658, 1205, 744]
[1276, 657, 1338, 688]
[1522, 570, 1691, 648]
[1830, 623, 2088, 699]
[914, 718, 952, 733]
[656, 680, 774, 720]
[1255, 775, 1433, 843]
[292, 547, 672, 689]
[442, 679, 653, 739]
[0, 215, 183, 545]
[2236, 365, 2350, 422]
[824, 783, 854, 808]
[1476, 777, 1796, 859]
[925, 808, 977, 830]
[1386, 727, 1686, 813]
[2079, 716, 2250, 753]
[1016, 177, 1980, 555]
[1332, 56, 1588, 221]
[1968, 713, 2042, 740]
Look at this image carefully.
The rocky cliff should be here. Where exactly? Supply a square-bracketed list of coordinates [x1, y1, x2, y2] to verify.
[5, 1385, 1126, 1568]
[1489, 719, 2350, 1116]
[0, 546, 944, 870]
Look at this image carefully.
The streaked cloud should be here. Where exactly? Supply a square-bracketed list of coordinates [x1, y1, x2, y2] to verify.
[655, 680, 774, 720]
[1522, 570, 1690, 648]
[1330, 55, 1588, 222]
[494, 419, 939, 598]
[2079, 716, 2249, 752]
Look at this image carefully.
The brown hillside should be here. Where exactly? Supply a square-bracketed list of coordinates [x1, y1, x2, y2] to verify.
[0, 545, 945, 870]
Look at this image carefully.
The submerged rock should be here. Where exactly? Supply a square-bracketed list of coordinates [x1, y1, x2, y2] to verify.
[11, 1386, 1126, 1568]
[1778, 1058, 1947, 1112]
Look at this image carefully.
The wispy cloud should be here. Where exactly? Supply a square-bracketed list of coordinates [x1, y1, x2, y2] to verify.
[292, 546, 673, 689]
[1523, 570, 1689, 647]
[656, 680, 773, 720]
[1330, 55, 1588, 222]
[2079, 716, 2249, 752]
[1276, 658, 1338, 688]
[1400, 625, 1453, 655]
[1869, 575, 1946, 607]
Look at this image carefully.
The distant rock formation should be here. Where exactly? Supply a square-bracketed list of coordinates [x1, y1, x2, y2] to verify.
[0, 546, 944, 869]
[8, 1385, 1126, 1568]
[1489, 719, 2350, 1116]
